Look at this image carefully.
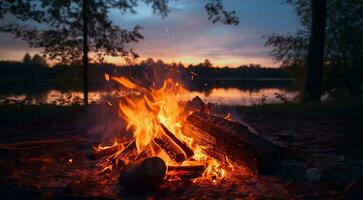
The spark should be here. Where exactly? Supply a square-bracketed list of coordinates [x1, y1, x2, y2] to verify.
[104, 73, 110, 81]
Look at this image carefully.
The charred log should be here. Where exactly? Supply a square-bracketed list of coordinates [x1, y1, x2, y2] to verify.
[91, 145, 121, 160]
[113, 123, 194, 169]
[182, 111, 281, 174]
[112, 140, 157, 170]
[160, 123, 194, 159]
[134, 140, 160, 161]
[153, 138, 185, 163]
[167, 165, 206, 180]
[112, 140, 138, 169]
[90, 140, 132, 160]
[185, 96, 206, 112]
[168, 165, 206, 172]
[153, 123, 194, 163]
[118, 157, 167, 193]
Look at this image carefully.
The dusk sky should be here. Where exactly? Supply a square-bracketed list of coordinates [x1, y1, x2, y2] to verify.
[0, 0, 298, 68]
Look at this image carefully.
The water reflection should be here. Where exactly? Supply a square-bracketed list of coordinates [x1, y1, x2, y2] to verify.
[0, 87, 298, 106]
[186, 88, 298, 106]
[0, 90, 108, 106]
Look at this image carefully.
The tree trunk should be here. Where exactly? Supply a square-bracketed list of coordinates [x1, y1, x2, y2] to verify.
[82, 0, 89, 106]
[304, 0, 327, 102]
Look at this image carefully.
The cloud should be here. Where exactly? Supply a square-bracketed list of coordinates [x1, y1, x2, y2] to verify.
[0, 0, 297, 67]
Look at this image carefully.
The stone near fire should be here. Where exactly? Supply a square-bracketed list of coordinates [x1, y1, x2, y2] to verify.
[119, 156, 167, 193]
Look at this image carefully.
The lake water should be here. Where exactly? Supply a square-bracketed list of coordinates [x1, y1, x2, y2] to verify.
[0, 79, 298, 106]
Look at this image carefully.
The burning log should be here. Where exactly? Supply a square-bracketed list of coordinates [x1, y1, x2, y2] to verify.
[112, 139, 158, 170]
[153, 123, 194, 163]
[185, 96, 206, 112]
[168, 165, 206, 171]
[159, 123, 194, 159]
[134, 140, 160, 160]
[166, 165, 206, 180]
[112, 140, 138, 168]
[112, 125, 194, 168]
[182, 111, 281, 174]
[118, 157, 167, 193]
[91, 140, 133, 160]
[91, 145, 121, 160]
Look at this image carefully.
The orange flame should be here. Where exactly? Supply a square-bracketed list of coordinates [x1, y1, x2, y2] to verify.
[102, 75, 230, 182]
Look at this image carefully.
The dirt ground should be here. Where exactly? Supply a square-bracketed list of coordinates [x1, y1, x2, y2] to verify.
[0, 104, 362, 199]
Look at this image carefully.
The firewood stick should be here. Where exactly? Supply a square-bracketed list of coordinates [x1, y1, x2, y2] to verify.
[166, 171, 203, 180]
[134, 140, 160, 160]
[92, 146, 121, 160]
[153, 138, 185, 163]
[152, 123, 194, 163]
[119, 157, 167, 193]
[166, 165, 206, 180]
[112, 140, 155, 170]
[91, 140, 132, 160]
[159, 123, 194, 159]
[167, 165, 206, 172]
[112, 140, 138, 169]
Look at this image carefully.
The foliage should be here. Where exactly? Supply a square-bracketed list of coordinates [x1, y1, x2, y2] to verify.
[267, 0, 363, 65]
[205, 0, 239, 25]
[266, 0, 363, 97]
[0, 0, 239, 64]
[0, 58, 290, 82]
[22, 53, 32, 64]
[0, 58, 294, 103]
[0, 0, 161, 63]
[31, 54, 48, 66]
[0, 0, 239, 105]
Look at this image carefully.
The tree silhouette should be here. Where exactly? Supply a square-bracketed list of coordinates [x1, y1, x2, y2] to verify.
[204, 59, 213, 68]
[266, 0, 362, 101]
[0, 0, 165, 105]
[0, 0, 238, 105]
[205, 0, 239, 25]
[32, 54, 47, 66]
[22, 53, 32, 64]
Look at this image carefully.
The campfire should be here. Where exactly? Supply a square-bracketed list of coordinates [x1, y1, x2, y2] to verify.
[91, 75, 281, 193]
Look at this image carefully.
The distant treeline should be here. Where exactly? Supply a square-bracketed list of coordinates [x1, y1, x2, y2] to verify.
[0, 56, 292, 92]
[0, 56, 290, 80]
